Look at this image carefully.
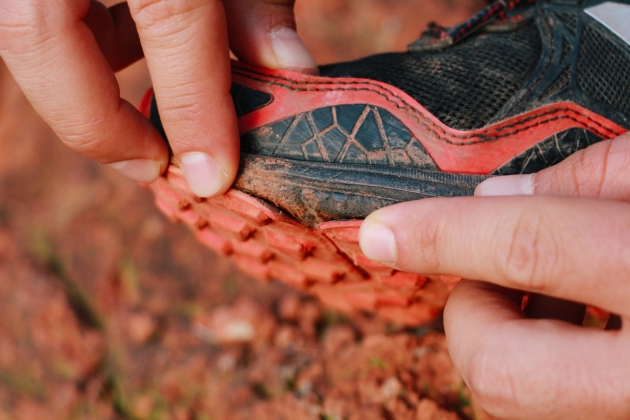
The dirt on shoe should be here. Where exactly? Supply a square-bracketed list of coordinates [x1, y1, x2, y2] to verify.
[0, 0, 505, 419]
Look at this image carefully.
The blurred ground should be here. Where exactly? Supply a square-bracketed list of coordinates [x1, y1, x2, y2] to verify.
[0, 0, 494, 419]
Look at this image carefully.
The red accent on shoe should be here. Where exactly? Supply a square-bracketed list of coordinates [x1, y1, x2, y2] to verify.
[139, 88, 154, 119]
[232, 61, 626, 173]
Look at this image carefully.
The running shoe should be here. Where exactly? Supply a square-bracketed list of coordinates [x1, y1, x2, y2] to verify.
[140, 0, 629, 325]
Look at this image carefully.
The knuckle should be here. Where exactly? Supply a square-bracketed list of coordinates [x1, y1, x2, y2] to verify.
[412, 212, 444, 273]
[546, 139, 615, 197]
[498, 206, 560, 292]
[56, 119, 112, 159]
[62, 133, 106, 159]
[129, 0, 212, 30]
[572, 140, 612, 197]
[611, 136, 630, 169]
[0, 1, 44, 45]
[601, 136, 630, 199]
[0, 0, 85, 53]
[157, 94, 206, 123]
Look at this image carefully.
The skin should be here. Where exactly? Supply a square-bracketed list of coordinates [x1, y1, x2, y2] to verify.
[0, 0, 314, 195]
[359, 133, 630, 419]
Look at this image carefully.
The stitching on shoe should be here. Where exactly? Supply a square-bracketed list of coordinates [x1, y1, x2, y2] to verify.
[233, 69, 620, 143]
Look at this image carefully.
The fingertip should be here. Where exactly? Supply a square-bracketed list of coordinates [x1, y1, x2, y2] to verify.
[269, 27, 317, 72]
[179, 152, 229, 198]
[358, 199, 443, 272]
[224, 0, 318, 73]
[358, 218, 398, 265]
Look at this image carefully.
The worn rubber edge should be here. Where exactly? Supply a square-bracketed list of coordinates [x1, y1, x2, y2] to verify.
[148, 165, 459, 326]
[234, 154, 490, 227]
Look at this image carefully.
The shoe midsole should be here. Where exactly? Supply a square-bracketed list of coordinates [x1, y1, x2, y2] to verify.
[234, 154, 490, 227]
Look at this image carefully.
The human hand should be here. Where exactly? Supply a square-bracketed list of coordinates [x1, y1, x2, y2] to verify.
[358, 134, 630, 419]
[0, 0, 315, 197]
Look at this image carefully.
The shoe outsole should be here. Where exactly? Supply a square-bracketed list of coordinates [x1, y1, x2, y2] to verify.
[139, 57, 624, 325]
[147, 166, 459, 326]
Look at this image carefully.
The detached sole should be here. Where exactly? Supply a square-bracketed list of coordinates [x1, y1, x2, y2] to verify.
[149, 165, 459, 326]
[235, 154, 488, 227]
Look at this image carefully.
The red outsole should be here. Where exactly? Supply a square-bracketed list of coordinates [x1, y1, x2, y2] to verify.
[148, 167, 459, 326]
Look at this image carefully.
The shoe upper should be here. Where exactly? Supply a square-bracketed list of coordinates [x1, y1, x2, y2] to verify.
[223, 0, 629, 175]
[320, 16, 543, 132]
[148, 0, 630, 224]
[322, 0, 630, 131]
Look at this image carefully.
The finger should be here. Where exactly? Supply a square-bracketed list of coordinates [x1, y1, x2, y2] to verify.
[358, 196, 630, 317]
[444, 280, 630, 420]
[524, 294, 586, 325]
[0, 0, 168, 182]
[475, 132, 630, 200]
[84, 1, 143, 72]
[128, 0, 240, 198]
[224, 0, 317, 72]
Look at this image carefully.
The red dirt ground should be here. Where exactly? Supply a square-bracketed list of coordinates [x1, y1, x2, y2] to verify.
[0, 0, 500, 419]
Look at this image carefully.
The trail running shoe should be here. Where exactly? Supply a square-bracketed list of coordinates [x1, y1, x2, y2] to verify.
[141, 0, 629, 325]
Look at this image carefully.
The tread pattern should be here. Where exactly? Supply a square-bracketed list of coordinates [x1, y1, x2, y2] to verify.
[493, 128, 602, 174]
[242, 104, 439, 170]
[149, 166, 457, 325]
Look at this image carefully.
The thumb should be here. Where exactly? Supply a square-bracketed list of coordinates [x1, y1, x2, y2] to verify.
[475, 132, 630, 201]
[224, 0, 317, 72]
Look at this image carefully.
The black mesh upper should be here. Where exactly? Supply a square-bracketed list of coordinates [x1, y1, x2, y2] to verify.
[541, 66, 572, 99]
[230, 83, 273, 117]
[559, 34, 574, 64]
[556, 12, 578, 35]
[319, 23, 542, 131]
[577, 25, 630, 116]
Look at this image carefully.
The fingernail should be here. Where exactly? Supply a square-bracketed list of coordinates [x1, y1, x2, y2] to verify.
[179, 152, 227, 198]
[107, 159, 161, 183]
[475, 174, 534, 196]
[270, 27, 317, 70]
[359, 220, 398, 264]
